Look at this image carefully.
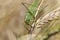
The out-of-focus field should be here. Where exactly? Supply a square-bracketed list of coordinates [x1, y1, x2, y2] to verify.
[0, 0, 60, 40]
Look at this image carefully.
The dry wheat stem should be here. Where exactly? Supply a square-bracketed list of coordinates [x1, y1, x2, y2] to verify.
[35, 0, 43, 17]
[28, 0, 44, 40]
[28, 1, 43, 40]
[28, 0, 43, 39]
[29, 0, 43, 34]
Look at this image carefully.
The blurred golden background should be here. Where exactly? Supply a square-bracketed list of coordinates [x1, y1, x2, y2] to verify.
[0, 0, 60, 40]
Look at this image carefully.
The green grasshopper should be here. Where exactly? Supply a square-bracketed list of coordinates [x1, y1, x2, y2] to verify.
[22, 0, 40, 25]
[22, 0, 46, 25]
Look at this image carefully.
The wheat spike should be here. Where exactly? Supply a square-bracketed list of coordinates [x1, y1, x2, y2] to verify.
[36, 7, 60, 28]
